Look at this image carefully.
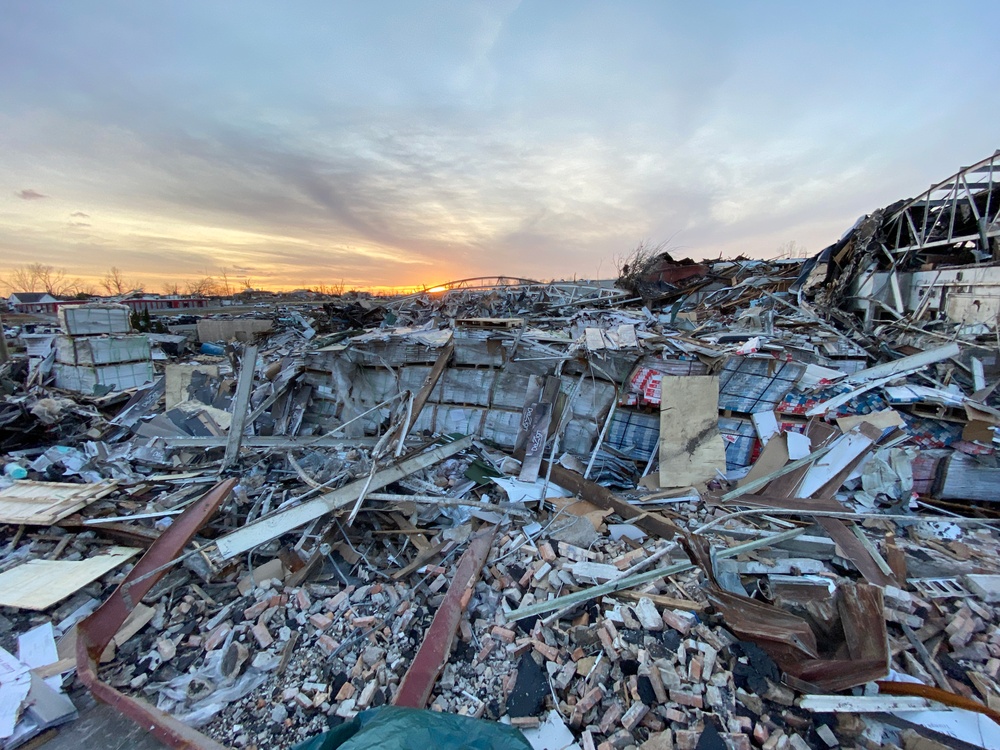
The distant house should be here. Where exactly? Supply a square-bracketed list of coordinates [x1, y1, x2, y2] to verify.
[8, 292, 59, 314]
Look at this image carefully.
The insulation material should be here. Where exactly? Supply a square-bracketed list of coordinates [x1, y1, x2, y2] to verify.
[430, 368, 496, 407]
[778, 382, 887, 419]
[938, 451, 1000, 503]
[55, 335, 150, 366]
[58, 304, 132, 336]
[410, 405, 524, 448]
[20, 334, 58, 359]
[567, 377, 616, 420]
[53, 361, 154, 393]
[562, 418, 601, 455]
[492, 370, 541, 410]
[899, 413, 964, 449]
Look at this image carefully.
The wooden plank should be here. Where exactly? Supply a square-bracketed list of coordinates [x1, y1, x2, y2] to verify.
[839, 583, 888, 663]
[456, 317, 523, 329]
[816, 517, 894, 587]
[725, 440, 834, 501]
[214, 436, 474, 559]
[843, 342, 960, 384]
[517, 402, 551, 482]
[391, 540, 450, 581]
[799, 695, 939, 713]
[538, 459, 678, 541]
[221, 344, 258, 470]
[0, 546, 140, 610]
[659, 375, 726, 487]
[0, 481, 118, 526]
[836, 409, 905, 433]
[612, 590, 708, 613]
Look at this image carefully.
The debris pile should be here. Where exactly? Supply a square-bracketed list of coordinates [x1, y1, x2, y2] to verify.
[1, 150, 1000, 750]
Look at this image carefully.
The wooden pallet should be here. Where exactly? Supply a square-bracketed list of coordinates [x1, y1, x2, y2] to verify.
[898, 402, 967, 424]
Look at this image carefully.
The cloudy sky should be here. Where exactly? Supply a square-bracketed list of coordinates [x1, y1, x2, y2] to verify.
[2, 1, 998, 292]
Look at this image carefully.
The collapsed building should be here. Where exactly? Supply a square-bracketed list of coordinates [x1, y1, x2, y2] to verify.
[0, 152, 999, 750]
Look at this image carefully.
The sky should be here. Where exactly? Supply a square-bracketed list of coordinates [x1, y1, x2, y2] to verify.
[2, 1, 999, 293]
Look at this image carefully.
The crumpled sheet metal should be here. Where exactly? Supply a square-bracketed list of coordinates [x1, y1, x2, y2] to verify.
[683, 533, 889, 692]
[687, 533, 818, 664]
[76, 478, 237, 750]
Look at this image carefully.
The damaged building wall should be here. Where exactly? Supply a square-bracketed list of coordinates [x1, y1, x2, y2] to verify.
[302, 328, 622, 457]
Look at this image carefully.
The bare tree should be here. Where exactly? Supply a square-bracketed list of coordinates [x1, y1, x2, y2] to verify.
[774, 240, 806, 259]
[240, 277, 254, 291]
[313, 280, 345, 296]
[162, 281, 181, 295]
[186, 276, 220, 297]
[100, 266, 144, 296]
[5, 263, 79, 295]
[614, 240, 670, 297]
[218, 268, 232, 297]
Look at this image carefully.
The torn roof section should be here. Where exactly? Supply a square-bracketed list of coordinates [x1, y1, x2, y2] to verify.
[799, 149, 1000, 333]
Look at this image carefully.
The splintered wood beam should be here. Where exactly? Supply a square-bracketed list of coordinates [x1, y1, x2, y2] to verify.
[405, 341, 454, 434]
[393, 526, 496, 708]
[384, 342, 455, 458]
[539, 458, 679, 541]
[221, 344, 259, 470]
[214, 435, 474, 559]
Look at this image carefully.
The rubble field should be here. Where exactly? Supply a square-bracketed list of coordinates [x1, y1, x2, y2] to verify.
[2, 151, 1000, 750]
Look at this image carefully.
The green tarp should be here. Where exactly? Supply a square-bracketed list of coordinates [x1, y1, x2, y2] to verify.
[293, 706, 533, 750]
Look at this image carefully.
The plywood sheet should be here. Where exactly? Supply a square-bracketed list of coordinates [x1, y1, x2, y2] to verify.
[659, 375, 726, 487]
[0, 481, 118, 526]
[0, 546, 140, 610]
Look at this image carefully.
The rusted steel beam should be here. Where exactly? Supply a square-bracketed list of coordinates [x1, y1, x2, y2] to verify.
[393, 525, 496, 709]
[76, 479, 237, 750]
